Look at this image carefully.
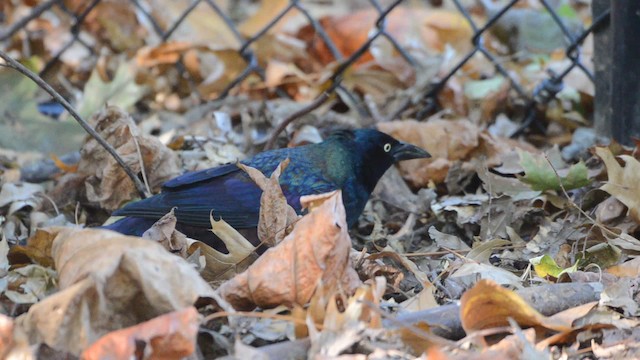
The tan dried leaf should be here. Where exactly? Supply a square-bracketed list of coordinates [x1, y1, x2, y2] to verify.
[81, 307, 199, 360]
[16, 227, 214, 355]
[596, 147, 640, 222]
[78, 106, 181, 210]
[460, 279, 571, 333]
[238, 159, 298, 247]
[185, 214, 259, 283]
[0, 314, 33, 359]
[142, 208, 189, 257]
[218, 191, 360, 310]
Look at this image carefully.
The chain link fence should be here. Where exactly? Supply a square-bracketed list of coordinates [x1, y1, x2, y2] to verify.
[0, 0, 609, 140]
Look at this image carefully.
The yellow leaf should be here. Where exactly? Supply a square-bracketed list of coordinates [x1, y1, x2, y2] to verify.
[460, 279, 571, 333]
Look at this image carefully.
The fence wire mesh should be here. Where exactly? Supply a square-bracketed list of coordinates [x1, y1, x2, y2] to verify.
[0, 0, 609, 139]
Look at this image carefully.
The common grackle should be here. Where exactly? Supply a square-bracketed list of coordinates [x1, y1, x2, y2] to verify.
[104, 129, 430, 248]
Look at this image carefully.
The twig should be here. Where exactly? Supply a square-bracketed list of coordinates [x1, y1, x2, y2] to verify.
[264, 91, 331, 150]
[203, 310, 311, 328]
[0, 50, 149, 199]
[402, 244, 524, 257]
[129, 124, 151, 195]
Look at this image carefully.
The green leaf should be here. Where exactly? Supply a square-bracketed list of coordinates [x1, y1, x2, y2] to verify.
[530, 254, 578, 279]
[518, 150, 590, 191]
[463, 77, 505, 100]
[0, 67, 85, 154]
[556, 3, 578, 19]
[77, 61, 148, 119]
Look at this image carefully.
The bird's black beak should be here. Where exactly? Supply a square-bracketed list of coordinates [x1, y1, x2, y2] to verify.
[392, 142, 431, 162]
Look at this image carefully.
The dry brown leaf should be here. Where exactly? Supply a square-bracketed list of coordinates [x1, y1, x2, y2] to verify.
[197, 50, 249, 97]
[475, 131, 538, 169]
[351, 250, 403, 290]
[300, 7, 472, 67]
[238, 159, 299, 247]
[8, 228, 58, 267]
[16, 227, 214, 355]
[596, 147, 640, 223]
[238, 0, 292, 37]
[142, 208, 189, 257]
[218, 191, 360, 310]
[607, 257, 640, 278]
[323, 277, 386, 332]
[595, 196, 627, 224]
[135, 41, 194, 67]
[0, 313, 33, 359]
[185, 213, 259, 283]
[460, 279, 572, 334]
[299, 278, 387, 351]
[141, 0, 239, 48]
[52, 106, 180, 211]
[81, 307, 199, 360]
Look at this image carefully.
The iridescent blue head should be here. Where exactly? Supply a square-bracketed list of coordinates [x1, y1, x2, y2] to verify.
[327, 129, 431, 193]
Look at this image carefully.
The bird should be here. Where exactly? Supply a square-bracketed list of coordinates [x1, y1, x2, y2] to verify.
[104, 129, 430, 250]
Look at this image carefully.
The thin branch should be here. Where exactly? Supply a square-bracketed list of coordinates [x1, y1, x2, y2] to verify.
[264, 91, 331, 150]
[0, 50, 149, 198]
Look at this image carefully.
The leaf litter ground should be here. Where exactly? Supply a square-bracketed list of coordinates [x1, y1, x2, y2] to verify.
[1, 0, 639, 359]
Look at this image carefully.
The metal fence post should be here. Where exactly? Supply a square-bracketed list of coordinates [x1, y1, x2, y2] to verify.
[594, 0, 640, 145]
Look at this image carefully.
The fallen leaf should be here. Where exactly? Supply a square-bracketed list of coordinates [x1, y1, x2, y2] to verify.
[136, 41, 194, 68]
[301, 7, 472, 66]
[596, 147, 640, 222]
[16, 227, 214, 355]
[82, 307, 200, 360]
[142, 208, 189, 257]
[73, 106, 180, 210]
[2, 265, 57, 304]
[450, 262, 523, 289]
[218, 191, 359, 310]
[186, 213, 259, 282]
[0, 182, 43, 216]
[238, 0, 291, 37]
[0, 314, 33, 359]
[238, 159, 299, 247]
[460, 279, 572, 333]
[76, 61, 148, 119]
[518, 150, 590, 191]
[529, 254, 578, 279]
[607, 257, 640, 278]
[595, 196, 626, 224]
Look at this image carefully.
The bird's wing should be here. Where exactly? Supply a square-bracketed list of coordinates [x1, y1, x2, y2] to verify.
[113, 165, 264, 228]
[113, 152, 339, 229]
[162, 163, 239, 189]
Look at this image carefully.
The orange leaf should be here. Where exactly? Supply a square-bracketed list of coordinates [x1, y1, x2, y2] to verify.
[82, 307, 199, 360]
[218, 191, 360, 310]
[460, 280, 571, 333]
[50, 153, 78, 173]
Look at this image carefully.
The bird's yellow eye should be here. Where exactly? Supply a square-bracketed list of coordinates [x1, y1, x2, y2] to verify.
[383, 143, 392, 152]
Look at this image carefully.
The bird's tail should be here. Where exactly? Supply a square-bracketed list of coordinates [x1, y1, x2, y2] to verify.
[101, 217, 157, 237]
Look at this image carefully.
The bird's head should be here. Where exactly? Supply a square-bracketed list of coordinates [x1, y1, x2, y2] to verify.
[328, 129, 431, 192]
